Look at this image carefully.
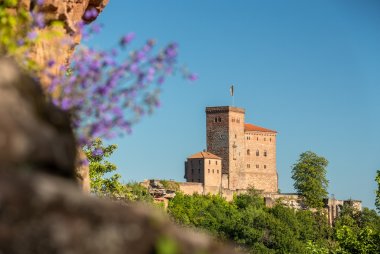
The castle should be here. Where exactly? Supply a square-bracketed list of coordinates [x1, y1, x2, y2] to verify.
[182, 106, 278, 196]
[175, 105, 361, 223]
[142, 105, 361, 224]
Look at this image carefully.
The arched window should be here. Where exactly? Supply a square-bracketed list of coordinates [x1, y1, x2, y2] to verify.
[214, 117, 217, 123]
[218, 117, 221, 122]
[247, 149, 250, 155]
[256, 150, 259, 156]
[264, 150, 267, 157]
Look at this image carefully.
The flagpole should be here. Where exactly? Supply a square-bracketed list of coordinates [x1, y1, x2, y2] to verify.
[230, 84, 234, 106]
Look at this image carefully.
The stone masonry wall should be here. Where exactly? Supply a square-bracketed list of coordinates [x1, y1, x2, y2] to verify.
[242, 131, 278, 192]
[228, 108, 245, 190]
[206, 107, 245, 190]
[179, 182, 204, 195]
[203, 158, 222, 188]
[185, 158, 204, 183]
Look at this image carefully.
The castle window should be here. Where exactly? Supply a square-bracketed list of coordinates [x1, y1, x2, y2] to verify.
[216, 161, 218, 165]
[256, 164, 259, 168]
[209, 160, 211, 165]
[270, 138, 272, 142]
[214, 117, 217, 123]
[232, 117, 235, 122]
[208, 169, 210, 173]
[218, 117, 221, 122]
[257, 137, 259, 141]
[264, 165, 267, 169]
[264, 150, 267, 157]
[247, 149, 250, 155]
[256, 150, 259, 156]
[247, 164, 250, 168]
[212, 169, 214, 173]
[217, 170, 219, 173]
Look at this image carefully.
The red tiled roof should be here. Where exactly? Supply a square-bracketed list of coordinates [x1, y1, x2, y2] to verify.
[244, 123, 277, 133]
[187, 151, 222, 160]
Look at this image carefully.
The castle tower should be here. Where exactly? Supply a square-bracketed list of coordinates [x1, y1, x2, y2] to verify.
[206, 106, 245, 190]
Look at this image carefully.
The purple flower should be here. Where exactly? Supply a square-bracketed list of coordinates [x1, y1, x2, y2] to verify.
[33, 13, 45, 28]
[42, 30, 195, 146]
[47, 60, 55, 67]
[27, 31, 38, 40]
[92, 148, 103, 156]
[120, 32, 135, 47]
[61, 98, 71, 110]
[84, 8, 98, 19]
[17, 39, 24, 46]
[188, 73, 199, 81]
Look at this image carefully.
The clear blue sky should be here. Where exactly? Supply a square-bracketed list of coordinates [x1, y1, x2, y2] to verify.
[91, 0, 380, 209]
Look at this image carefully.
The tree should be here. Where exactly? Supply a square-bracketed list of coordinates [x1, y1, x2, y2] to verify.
[291, 151, 329, 209]
[82, 138, 122, 196]
[82, 138, 153, 202]
[375, 170, 380, 213]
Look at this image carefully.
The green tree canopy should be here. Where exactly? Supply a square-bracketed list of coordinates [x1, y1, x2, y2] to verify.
[375, 170, 380, 213]
[291, 151, 329, 209]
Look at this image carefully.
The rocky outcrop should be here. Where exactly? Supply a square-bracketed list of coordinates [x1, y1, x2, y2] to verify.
[0, 58, 239, 253]
[0, 58, 76, 179]
[9, 1, 110, 191]
[0, 169, 237, 254]
[13, 0, 110, 86]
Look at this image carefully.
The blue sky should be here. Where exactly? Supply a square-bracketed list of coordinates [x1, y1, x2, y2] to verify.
[91, 0, 380, 209]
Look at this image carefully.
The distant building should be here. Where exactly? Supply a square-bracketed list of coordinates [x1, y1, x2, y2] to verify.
[183, 106, 278, 194]
[185, 151, 222, 191]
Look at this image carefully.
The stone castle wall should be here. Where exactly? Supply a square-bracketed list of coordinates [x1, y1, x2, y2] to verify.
[179, 182, 204, 195]
[242, 131, 278, 192]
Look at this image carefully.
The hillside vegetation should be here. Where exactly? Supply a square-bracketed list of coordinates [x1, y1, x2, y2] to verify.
[168, 190, 380, 254]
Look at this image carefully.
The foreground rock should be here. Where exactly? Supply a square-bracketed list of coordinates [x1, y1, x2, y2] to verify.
[0, 170, 236, 254]
[0, 58, 238, 253]
[0, 58, 76, 179]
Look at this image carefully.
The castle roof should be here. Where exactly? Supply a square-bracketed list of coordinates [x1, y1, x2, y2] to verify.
[245, 123, 277, 133]
[187, 151, 222, 160]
